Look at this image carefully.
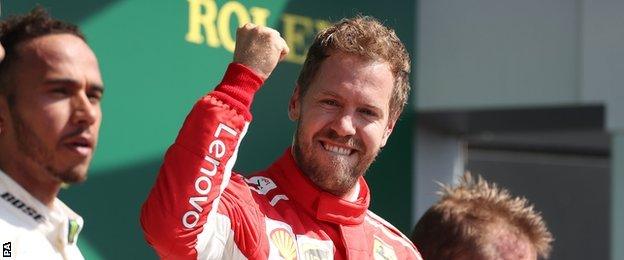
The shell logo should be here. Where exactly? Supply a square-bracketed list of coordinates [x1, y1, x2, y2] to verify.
[270, 228, 298, 260]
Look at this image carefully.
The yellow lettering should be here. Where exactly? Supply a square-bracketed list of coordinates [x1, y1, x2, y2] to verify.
[315, 20, 331, 32]
[249, 7, 270, 26]
[185, 1, 327, 63]
[282, 14, 314, 64]
[218, 1, 250, 53]
[185, 0, 220, 47]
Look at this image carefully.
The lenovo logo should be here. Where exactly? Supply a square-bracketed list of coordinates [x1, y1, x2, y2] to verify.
[182, 123, 237, 229]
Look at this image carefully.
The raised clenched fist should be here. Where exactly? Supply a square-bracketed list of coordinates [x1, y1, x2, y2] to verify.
[233, 23, 289, 80]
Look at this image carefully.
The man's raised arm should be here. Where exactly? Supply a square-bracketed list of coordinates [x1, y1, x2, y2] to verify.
[140, 24, 288, 259]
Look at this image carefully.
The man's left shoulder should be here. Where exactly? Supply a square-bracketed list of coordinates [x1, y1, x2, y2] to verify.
[364, 210, 423, 260]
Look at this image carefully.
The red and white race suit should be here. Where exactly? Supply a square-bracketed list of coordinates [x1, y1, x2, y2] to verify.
[140, 63, 422, 260]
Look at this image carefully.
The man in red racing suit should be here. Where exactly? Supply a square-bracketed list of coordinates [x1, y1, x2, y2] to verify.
[141, 17, 422, 260]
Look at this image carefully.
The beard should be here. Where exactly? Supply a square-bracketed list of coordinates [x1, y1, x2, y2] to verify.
[292, 120, 379, 197]
[10, 108, 87, 184]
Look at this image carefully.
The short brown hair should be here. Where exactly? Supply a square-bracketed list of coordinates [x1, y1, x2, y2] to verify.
[411, 173, 553, 259]
[296, 15, 410, 121]
[0, 6, 85, 98]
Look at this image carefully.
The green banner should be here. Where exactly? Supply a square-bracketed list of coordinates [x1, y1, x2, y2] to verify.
[3, 1, 415, 258]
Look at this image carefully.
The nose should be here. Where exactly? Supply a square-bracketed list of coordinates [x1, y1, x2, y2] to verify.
[330, 112, 356, 137]
[70, 92, 98, 127]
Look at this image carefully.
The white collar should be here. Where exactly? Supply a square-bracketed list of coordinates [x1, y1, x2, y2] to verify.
[347, 181, 361, 202]
[0, 168, 84, 246]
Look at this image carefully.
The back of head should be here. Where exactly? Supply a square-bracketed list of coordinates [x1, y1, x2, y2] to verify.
[296, 15, 411, 121]
[0, 6, 85, 98]
[411, 173, 553, 260]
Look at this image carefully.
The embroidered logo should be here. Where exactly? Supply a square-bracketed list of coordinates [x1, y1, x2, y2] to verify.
[301, 248, 328, 260]
[245, 176, 277, 195]
[296, 235, 333, 260]
[270, 228, 298, 260]
[373, 236, 397, 260]
[300, 244, 331, 260]
[68, 219, 81, 244]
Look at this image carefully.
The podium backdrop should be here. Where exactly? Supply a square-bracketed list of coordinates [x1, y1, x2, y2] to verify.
[3, 1, 416, 258]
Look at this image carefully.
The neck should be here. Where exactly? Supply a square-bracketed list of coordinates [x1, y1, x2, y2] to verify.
[0, 154, 60, 208]
[344, 181, 360, 202]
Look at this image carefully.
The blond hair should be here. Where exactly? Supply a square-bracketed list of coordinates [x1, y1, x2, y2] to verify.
[412, 173, 553, 259]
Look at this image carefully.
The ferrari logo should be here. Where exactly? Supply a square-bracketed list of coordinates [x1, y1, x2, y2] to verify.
[373, 237, 397, 260]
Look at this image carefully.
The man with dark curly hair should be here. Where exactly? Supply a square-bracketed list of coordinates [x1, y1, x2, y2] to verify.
[141, 16, 421, 259]
[0, 7, 103, 259]
[411, 173, 554, 260]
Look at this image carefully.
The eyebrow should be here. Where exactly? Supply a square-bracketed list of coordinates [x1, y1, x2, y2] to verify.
[319, 90, 340, 98]
[319, 90, 384, 113]
[44, 78, 105, 94]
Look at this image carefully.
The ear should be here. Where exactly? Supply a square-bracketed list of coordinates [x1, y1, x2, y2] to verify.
[288, 85, 301, 121]
[380, 118, 397, 148]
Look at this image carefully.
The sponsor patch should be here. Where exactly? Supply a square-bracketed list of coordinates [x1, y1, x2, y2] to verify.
[264, 218, 334, 260]
[265, 218, 298, 260]
[246, 176, 277, 195]
[296, 235, 333, 260]
[0, 192, 44, 222]
[270, 228, 298, 260]
[67, 219, 81, 244]
[373, 236, 397, 260]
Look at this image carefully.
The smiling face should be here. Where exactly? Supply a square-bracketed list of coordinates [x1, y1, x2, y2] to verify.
[289, 52, 396, 196]
[0, 33, 103, 184]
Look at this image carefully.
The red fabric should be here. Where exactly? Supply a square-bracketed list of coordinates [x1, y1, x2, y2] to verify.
[140, 63, 422, 260]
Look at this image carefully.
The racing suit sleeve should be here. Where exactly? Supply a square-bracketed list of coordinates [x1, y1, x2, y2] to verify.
[140, 63, 263, 259]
